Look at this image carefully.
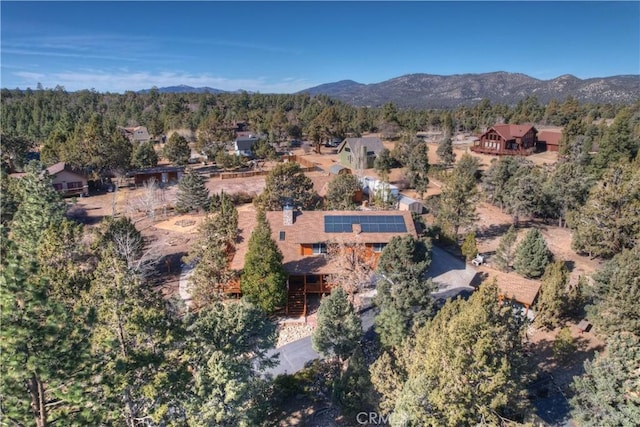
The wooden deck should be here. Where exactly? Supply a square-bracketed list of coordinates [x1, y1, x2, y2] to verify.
[470, 146, 535, 156]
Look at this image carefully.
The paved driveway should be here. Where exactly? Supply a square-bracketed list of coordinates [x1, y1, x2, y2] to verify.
[427, 246, 477, 300]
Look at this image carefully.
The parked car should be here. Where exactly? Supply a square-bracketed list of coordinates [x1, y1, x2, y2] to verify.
[290, 140, 302, 147]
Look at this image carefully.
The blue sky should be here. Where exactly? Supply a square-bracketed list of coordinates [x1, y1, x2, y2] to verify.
[2, 1, 639, 93]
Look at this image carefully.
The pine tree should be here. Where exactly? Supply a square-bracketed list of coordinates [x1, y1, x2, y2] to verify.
[436, 134, 455, 167]
[571, 332, 640, 426]
[369, 350, 407, 413]
[86, 245, 185, 426]
[374, 235, 435, 348]
[175, 168, 209, 213]
[312, 287, 362, 362]
[493, 225, 517, 272]
[332, 346, 375, 416]
[0, 244, 95, 427]
[534, 261, 570, 329]
[162, 132, 191, 166]
[183, 300, 277, 425]
[130, 141, 158, 169]
[184, 213, 235, 308]
[460, 231, 478, 261]
[392, 280, 528, 425]
[570, 161, 640, 259]
[325, 173, 362, 210]
[437, 163, 478, 237]
[406, 142, 430, 199]
[513, 228, 552, 278]
[240, 211, 287, 313]
[374, 148, 394, 180]
[209, 190, 239, 241]
[9, 164, 65, 256]
[587, 247, 640, 336]
[552, 327, 577, 362]
[255, 162, 318, 210]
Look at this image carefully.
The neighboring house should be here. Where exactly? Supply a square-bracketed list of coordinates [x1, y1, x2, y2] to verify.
[126, 165, 184, 186]
[337, 137, 384, 169]
[471, 124, 538, 156]
[119, 126, 151, 143]
[229, 208, 418, 317]
[10, 162, 88, 197]
[234, 135, 259, 157]
[397, 195, 423, 213]
[537, 129, 563, 152]
[494, 274, 542, 318]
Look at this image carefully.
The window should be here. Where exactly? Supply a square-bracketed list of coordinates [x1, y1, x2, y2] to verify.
[373, 243, 387, 253]
[53, 183, 63, 191]
[67, 181, 84, 189]
[344, 147, 351, 152]
[279, 231, 285, 241]
[312, 243, 327, 254]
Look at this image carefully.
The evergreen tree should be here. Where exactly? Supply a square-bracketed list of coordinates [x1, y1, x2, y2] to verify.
[332, 346, 375, 416]
[406, 141, 430, 199]
[436, 134, 455, 167]
[552, 327, 577, 362]
[92, 216, 145, 272]
[503, 164, 546, 226]
[0, 169, 21, 226]
[375, 236, 435, 348]
[209, 190, 239, 241]
[175, 168, 209, 213]
[86, 245, 185, 426]
[437, 162, 478, 237]
[460, 231, 478, 261]
[240, 212, 287, 313]
[513, 228, 553, 278]
[535, 261, 570, 329]
[255, 162, 318, 210]
[130, 141, 158, 169]
[481, 157, 526, 210]
[374, 147, 394, 180]
[369, 350, 406, 413]
[9, 164, 65, 256]
[392, 280, 528, 425]
[184, 212, 236, 308]
[325, 173, 362, 210]
[571, 332, 640, 426]
[0, 244, 95, 427]
[493, 225, 517, 272]
[587, 247, 640, 336]
[183, 300, 277, 426]
[570, 161, 640, 259]
[162, 133, 191, 166]
[593, 108, 639, 173]
[312, 287, 362, 362]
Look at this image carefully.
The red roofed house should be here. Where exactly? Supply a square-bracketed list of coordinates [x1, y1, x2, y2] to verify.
[228, 209, 418, 317]
[537, 129, 563, 152]
[471, 124, 538, 156]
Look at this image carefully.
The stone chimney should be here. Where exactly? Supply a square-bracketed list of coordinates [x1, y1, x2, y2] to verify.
[353, 223, 362, 235]
[283, 204, 294, 226]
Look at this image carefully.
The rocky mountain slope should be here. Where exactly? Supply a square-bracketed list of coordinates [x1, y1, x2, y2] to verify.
[299, 72, 640, 108]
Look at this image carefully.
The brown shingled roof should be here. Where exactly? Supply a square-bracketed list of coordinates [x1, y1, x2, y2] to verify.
[230, 209, 418, 275]
[490, 124, 537, 140]
[538, 130, 562, 147]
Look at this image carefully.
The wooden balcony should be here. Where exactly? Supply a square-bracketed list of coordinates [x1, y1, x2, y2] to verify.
[470, 145, 535, 156]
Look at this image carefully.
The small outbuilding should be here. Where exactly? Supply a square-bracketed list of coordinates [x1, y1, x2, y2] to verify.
[397, 195, 423, 213]
[127, 166, 184, 186]
[328, 164, 352, 175]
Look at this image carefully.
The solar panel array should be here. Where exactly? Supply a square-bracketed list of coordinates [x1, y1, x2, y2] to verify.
[324, 215, 407, 233]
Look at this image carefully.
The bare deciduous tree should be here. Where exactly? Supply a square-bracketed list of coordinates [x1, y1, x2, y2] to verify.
[326, 239, 376, 309]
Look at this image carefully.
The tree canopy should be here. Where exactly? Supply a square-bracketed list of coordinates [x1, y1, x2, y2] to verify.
[255, 162, 318, 210]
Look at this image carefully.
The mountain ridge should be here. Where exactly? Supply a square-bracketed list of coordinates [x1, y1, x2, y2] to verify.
[136, 71, 639, 108]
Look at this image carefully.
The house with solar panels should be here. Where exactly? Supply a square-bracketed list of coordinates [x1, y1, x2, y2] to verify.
[229, 208, 418, 317]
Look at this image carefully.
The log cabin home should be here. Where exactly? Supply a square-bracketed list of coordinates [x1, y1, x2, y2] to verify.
[229, 208, 418, 317]
[471, 124, 538, 156]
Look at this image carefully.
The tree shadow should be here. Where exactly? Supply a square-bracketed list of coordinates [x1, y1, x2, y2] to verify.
[526, 330, 604, 426]
[476, 222, 513, 240]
